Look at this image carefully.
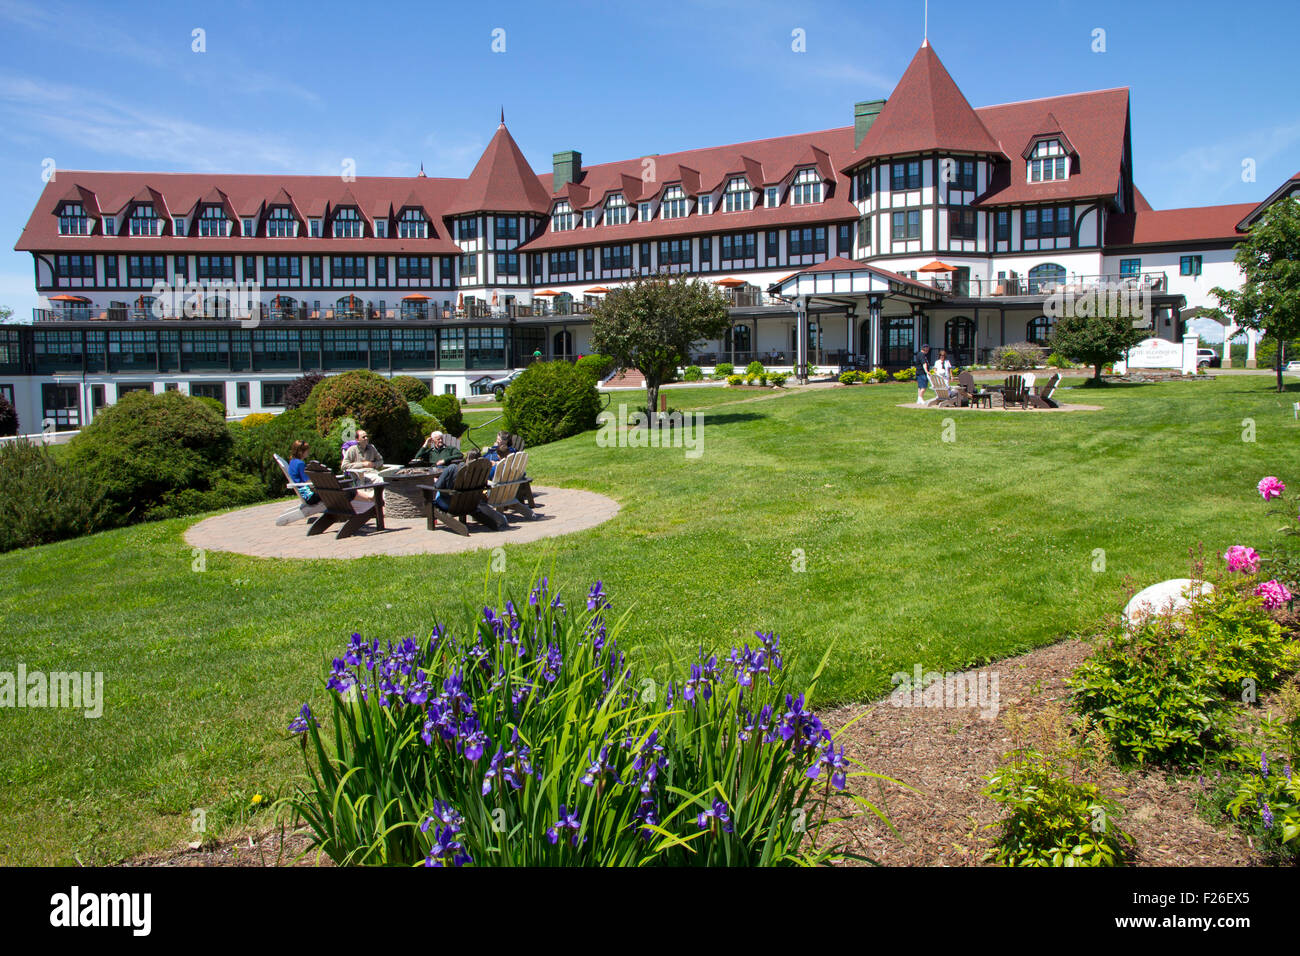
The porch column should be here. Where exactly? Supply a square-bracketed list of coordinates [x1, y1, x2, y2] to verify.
[1246, 328, 1258, 368]
[795, 296, 809, 383]
[1222, 322, 1234, 368]
[973, 306, 979, 366]
[846, 309, 856, 363]
[869, 294, 882, 368]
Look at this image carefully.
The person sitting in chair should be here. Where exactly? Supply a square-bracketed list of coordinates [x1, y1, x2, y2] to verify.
[432, 449, 479, 510]
[342, 429, 383, 473]
[287, 440, 320, 505]
[413, 430, 463, 467]
[483, 430, 515, 463]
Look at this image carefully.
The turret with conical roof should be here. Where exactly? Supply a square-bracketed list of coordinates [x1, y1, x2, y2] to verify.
[445, 118, 551, 216]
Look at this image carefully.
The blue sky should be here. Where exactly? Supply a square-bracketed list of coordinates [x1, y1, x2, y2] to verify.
[1, 0, 1296, 319]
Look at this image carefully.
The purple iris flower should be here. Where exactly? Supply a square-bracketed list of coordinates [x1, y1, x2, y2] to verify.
[423, 825, 471, 867]
[587, 581, 609, 612]
[1262, 803, 1274, 830]
[807, 740, 850, 790]
[1261, 752, 1270, 778]
[696, 798, 733, 833]
[542, 643, 563, 683]
[546, 805, 584, 847]
[288, 703, 317, 735]
[326, 658, 355, 694]
[580, 745, 622, 788]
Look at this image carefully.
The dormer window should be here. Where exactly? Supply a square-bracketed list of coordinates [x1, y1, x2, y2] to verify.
[764, 187, 780, 208]
[268, 207, 297, 238]
[104, 216, 117, 235]
[724, 177, 753, 212]
[698, 195, 713, 215]
[198, 205, 228, 237]
[129, 204, 160, 236]
[374, 219, 388, 238]
[791, 168, 823, 205]
[58, 202, 89, 236]
[398, 208, 428, 238]
[332, 207, 361, 238]
[661, 185, 688, 219]
[310, 219, 322, 238]
[1028, 140, 1068, 183]
[638, 202, 652, 222]
[604, 194, 628, 226]
[552, 201, 575, 232]
[583, 209, 597, 228]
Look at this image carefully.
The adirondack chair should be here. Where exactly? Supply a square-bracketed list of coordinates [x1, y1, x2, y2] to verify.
[956, 370, 993, 408]
[485, 451, 535, 520]
[1022, 372, 1037, 392]
[499, 433, 535, 507]
[1002, 374, 1029, 409]
[410, 433, 461, 466]
[304, 462, 385, 539]
[418, 457, 505, 536]
[273, 453, 327, 526]
[1028, 372, 1062, 409]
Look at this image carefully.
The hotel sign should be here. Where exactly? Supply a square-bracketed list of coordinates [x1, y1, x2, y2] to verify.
[1125, 337, 1183, 369]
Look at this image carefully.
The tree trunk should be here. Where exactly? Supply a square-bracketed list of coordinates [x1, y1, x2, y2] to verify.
[1277, 344, 1285, 392]
[645, 379, 660, 419]
[1094, 362, 1104, 385]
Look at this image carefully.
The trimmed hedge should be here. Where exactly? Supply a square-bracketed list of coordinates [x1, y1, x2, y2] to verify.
[574, 353, 616, 382]
[307, 370, 413, 462]
[503, 360, 601, 446]
[389, 375, 431, 403]
[0, 440, 108, 553]
[419, 393, 465, 437]
[231, 406, 340, 498]
[0, 395, 18, 436]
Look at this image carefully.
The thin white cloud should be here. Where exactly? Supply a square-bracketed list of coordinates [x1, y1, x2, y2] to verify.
[1150, 120, 1300, 201]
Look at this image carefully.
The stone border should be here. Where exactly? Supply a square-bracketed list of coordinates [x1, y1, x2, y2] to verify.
[183, 485, 620, 560]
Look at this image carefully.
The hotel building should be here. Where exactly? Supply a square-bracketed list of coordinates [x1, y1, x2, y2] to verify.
[3, 41, 1289, 432]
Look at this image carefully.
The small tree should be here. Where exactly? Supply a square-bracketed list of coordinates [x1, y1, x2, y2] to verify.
[1211, 197, 1300, 392]
[589, 275, 730, 415]
[1049, 310, 1147, 385]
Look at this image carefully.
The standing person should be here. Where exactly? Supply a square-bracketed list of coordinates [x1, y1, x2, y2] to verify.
[914, 343, 932, 404]
[934, 349, 953, 389]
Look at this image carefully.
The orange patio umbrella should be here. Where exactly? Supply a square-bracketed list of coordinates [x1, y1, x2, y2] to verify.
[49, 294, 91, 302]
[402, 293, 430, 301]
[534, 289, 561, 297]
[714, 277, 745, 287]
[918, 261, 957, 273]
[584, 286, 610, 295]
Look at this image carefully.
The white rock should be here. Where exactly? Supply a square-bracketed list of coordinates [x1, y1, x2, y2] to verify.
[1123, 578, 1214, 627]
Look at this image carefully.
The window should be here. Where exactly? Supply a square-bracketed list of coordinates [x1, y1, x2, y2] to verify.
[1024, 206, 1071, 240]
[604, 194, 629, 226]
[791, 168, 823, 205]
[661, 185, 688, 219]
[242, 218, 254, 236]
[103, 216, 117, 235]
[374, 257, 387, 283]
[457, 217, 479, 240]
[198, 205, 228, 237]
[330, 256, 365, 280]
[1028, 140, 1069, 183]
[723, 177, 753, 212]
[764, 187, 779, 208]
[1180, 255, 1203, 276]
[892, 211, 921, 240]
[172, 217, 185, 235]
[59, 202, 90, 235]
[549, 250, 578, 279]
[310, 219, 322, 238]
[837, 223, 851, 253]
[265, 256, 301, 280]
[601, 244, 632, 270]
[190, 382, 226, 409]
[766, 231, 778, 260]
[854, 169, 872, 202]
[956, 159, 976, 191]
[56, 255, 95, 279]
[174, 255, 188, 279]
[1119, 258, 1142, 277]
[721, 232, 756, 263]
[237, 382, 250, 408]
[699, 236, 712, 270]
[892, 161, 921, 191]
[945, 316, 975, 356]
[583, 209, 597, 228]
[268, 207, 297, 238]
[1026, 315, 1055, 345]
[948, 207, 977, 240]
[243, 255, 257, 280]
[459, 253, 478, 280]
[1027, 263, 1067, 294]
[398, 208, 428, 238]
[374, 219, 388, 238]
[787, 226, 827, 256]
[197, 255, 235, 280]
[496, 252, 520, 276]
[397, 256, 432, 280]
[129, 204, 160, 236]
[551, 201, 576, 232]
[638, 242, 652, 273]
[332, 207, 362, 238]
[262, 382, 289, 407]
[996, 210, 1010, 242]
[127, 255, 166, 280]
[0, 384, 15, 407]
[494, 216, 518, 246]
[657, 238, 691, 265]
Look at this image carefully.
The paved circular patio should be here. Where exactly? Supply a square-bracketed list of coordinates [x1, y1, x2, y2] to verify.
[897, 402, 1102, 412]
[184, 486, 620, 559]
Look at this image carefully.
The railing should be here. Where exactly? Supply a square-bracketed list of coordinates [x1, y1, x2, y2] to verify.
[931, 271, 1170, 299]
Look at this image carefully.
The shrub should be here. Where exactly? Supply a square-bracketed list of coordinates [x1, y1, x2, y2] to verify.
[239, 412, 276, 429]
[838, 371, 857, 385]
[984, 747, 1132, 866]
[389, 375, 431, 403]
[868, 367, 889, 383]
[1046, 352, 1076, 369]
[992, 342, 1045, 370]
[308, 370, 413, 462]
[419, 393, 465, 438]
[503, 360, 601, 447]
[574, 353, 616, 382]
[770, 372, 787, 387]
[284, 371, 326, 410]
[193, 395, 227, 419]
[231, 407, 339, 498]
[683, 365, 703, 382]
[758, 373, 768, 386]
[280, 577, 874, 866]
[744, 373, 757, 385]
[745, 360, 765, 377]
[892, 367, 916, 381]
[67, 390, 262, 525]
[0, 395, 17, 436]
[0, 440, 109, 552]
[714, 362, 734, 378]
[726, 374, 744, 387]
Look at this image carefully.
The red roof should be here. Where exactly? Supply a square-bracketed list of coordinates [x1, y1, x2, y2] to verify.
[1105, 203, 1255, 246]
[843, 42, 1002, 164]
[445, 122, 552, 216]
[16, 171, 463, 253]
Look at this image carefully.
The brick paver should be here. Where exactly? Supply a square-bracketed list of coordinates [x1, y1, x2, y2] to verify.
[183, 486, 620, 560]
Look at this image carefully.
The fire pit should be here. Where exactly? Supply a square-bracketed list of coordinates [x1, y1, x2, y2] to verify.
[380, 466, 443, 518]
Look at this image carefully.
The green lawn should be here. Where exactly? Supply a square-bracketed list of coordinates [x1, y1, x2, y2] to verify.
[1, 376, 1295, 864]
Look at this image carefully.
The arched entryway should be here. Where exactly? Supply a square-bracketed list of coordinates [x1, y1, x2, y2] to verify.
[945, 316, 974, 366]
[553, 329, 573, 360]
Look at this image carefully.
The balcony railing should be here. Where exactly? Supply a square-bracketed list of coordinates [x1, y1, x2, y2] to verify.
[923, 271, 1170, 299]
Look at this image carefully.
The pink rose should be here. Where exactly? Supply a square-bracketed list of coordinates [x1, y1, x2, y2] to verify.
[1224, 545, 1260, 574]
[1254, 579, 1293, 611]
[1258, 476, 1286, 500]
